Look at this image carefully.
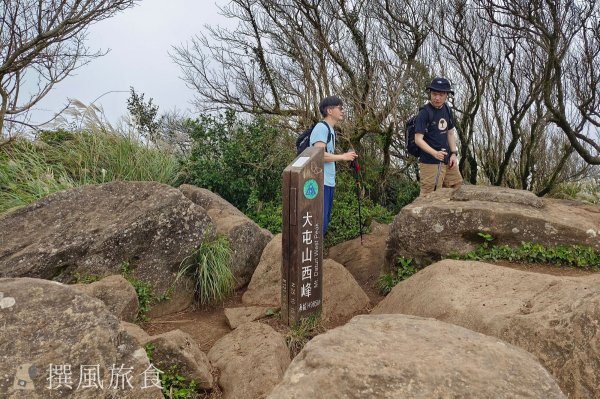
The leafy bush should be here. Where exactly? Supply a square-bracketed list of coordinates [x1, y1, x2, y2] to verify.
[245, 191, 283, 234]
[121, 261, 155, 322]
[178, 111, 295, 217]
[325, 170, 395, 247]
[377, 257, 417, 295]
[177, 235, 236, 306]
[144, 344, 205, 399]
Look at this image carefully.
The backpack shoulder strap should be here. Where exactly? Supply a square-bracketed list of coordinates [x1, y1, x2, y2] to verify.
[318, 121, 333, 152]
[443, 103, 454, 125]
[425, 103, 434, 123]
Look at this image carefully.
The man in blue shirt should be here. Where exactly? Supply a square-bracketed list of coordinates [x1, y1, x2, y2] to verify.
[414, 78, 463, 195]
[310, 96, 358, 235]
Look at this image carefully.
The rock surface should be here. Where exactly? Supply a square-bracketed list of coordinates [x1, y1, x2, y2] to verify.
[385, 185, 600, 268]
[208, 322, 290, 399]
[0, 182, 214, 305]
[242, 235, 369, 324]
[0, 277, 162, 398]
[142, 329, 213, 389]
[72, 275, 138, 322]
[242, 234, 283, 307]
[224, 306, 273, 329]
[328, 222, 389, 303]
[373, 260, 600, 398]
[268, 314, 565, 399]
[180, 184, 272, 288]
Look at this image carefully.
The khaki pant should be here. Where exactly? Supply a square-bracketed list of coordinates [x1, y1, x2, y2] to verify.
[419, 162, 463, 196]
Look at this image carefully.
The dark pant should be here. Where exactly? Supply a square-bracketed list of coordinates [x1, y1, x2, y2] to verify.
[323, 185, 334, 235]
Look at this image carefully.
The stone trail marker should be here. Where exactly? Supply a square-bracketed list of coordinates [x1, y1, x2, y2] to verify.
[281, 147, 324, 326]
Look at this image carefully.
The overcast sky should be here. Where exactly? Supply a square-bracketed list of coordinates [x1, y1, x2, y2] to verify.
[27, 0, 230, 126]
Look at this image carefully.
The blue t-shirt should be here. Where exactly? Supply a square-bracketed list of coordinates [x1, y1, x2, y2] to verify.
[309, 121, 336, 187]
[415, 103, 455, 164]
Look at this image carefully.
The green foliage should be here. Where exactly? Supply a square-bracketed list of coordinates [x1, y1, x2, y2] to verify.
[392, 177, 421, 213]
[285, 313, 326, 358]
[325, 170, 395, 247]
[144, 342, 156, 361]
[127, 87, 160, 143]
[38, 129, 76, 145]
[177, 235, 236, 306]
[477, 232, 495, 248]
[178, 111, 295, 220]
[245, 190, 283, 234]
[161, 365, 200, 399]
[144, 344, 204, 399]
[0, 130, 179, 215]
[121, 261, 154, 322]
[454, 236, 600, 268]
[377, 257, 417, 295]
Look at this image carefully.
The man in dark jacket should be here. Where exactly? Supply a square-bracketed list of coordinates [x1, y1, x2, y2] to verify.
[414, 77, 463, 195]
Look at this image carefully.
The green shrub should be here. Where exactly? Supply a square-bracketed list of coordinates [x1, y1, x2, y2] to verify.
[178, 111, 295, 217]
[325, 170, 395, 247]
[177, 235, 236, 306]
[121, 261, 154, 322]
[245, 190, 283, 234]
[377, 257, 417, 295]
[144, 344, 204, 399]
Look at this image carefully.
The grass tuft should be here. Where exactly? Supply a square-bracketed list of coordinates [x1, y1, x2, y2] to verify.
[177, 235, 236, 306]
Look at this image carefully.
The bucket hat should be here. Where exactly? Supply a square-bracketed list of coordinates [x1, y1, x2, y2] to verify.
[425, 77, 454, 95]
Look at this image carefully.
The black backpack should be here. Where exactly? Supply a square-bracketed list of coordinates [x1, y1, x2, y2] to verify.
[296, 121, 332, 155]
[405, 103, 452, 157]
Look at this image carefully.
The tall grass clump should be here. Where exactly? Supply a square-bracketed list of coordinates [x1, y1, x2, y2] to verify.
[177, 235, 236, 306]
[56, 129, 179, 185]
[0, 139, 77, 213]
[0, 128, 179, 215]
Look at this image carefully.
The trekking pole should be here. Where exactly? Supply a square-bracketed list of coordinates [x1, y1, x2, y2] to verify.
[350, 157, 364, 245]
[434, 148, 446, 191]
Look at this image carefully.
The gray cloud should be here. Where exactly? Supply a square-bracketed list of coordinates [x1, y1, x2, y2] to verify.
[27, 0, 229, 125]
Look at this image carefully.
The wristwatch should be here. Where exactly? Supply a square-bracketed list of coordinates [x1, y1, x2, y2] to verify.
[450, 150, 458, 156]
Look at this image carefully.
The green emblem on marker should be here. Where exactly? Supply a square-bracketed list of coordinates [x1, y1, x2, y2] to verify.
[303, 179, 318, 200]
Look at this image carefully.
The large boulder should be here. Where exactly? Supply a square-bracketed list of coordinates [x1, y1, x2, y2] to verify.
[242, 235, 369, 324]
[321, 259, 370, 324]
[0, 278, 163, 398]
[179, 185, 272, 288]
[242, 234, 283, 307]
[373, 260, 600, 398]
[0, 182, 214, 309]
[142, 329, 213, 389]
[208, 322, 290, 399]
[72, 275, 138, 322]
[385, 185, 600, 268]
[328, 222, 389, 304]
[268, 314, 565, 399]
